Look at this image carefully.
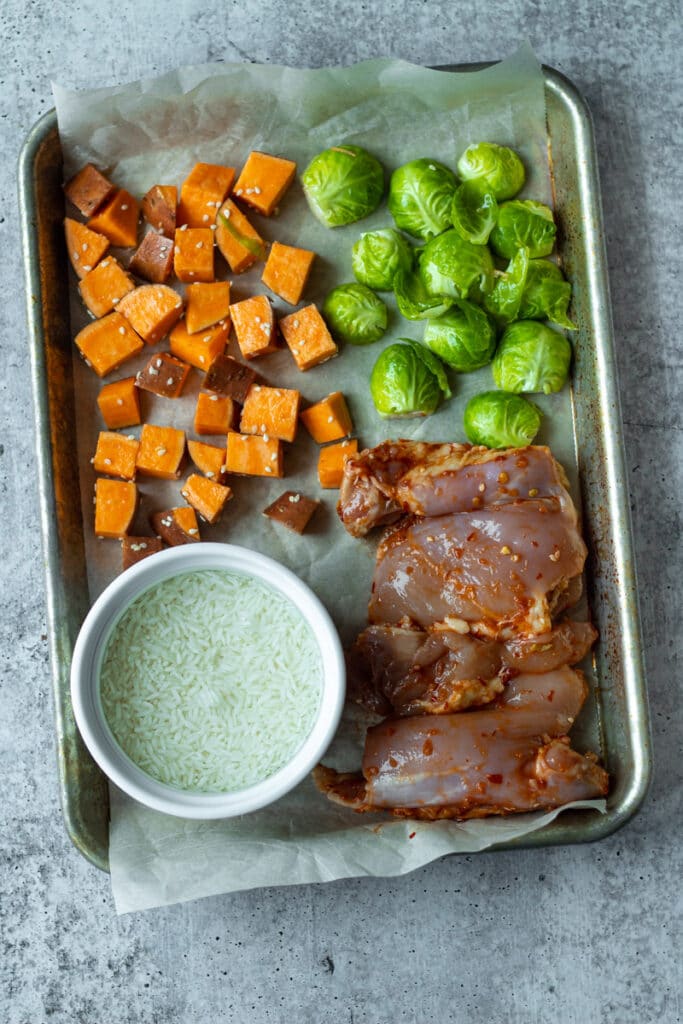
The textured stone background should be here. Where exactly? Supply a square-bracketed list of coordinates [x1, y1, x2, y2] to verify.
[1, 1, 681, 1022]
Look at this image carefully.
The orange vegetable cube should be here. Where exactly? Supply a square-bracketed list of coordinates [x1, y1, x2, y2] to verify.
[97, 376, 141, 429]
[177, 163, 235, 228]
[233, 152, 297, 216]
[136, 352, 190, 398]
[204, 354, 258, 402]
[279, 304, 338, 371]
[78, 257, 134, 317]
[64, 164, 115, 218]
[122, 536, 164, 570]
[300, 391, 353, 444]
[75, 313, 144, 378]
[194, 393, 237, 436]
[317, 439, 358, 489]
[225, 433, 283, 478]
[180, 474, 232, 525]
[117, 284, 184, 344]
[87, 189, 139, 248]
[263, 491, 320, 535]
[94, 478, 137, 538]
[136, 424, 186, 480]
[151, 506, 200, 545]
[261, 241, 315, 305]
[187, 439, 226, 480]
[185, 282, 231, 334]
[141, 184, 177, 237]
[169, 319, 229, 371]
[129, 232, 175, 283]
[240, 385, 300, 443]
[215, 199, 266, 274]
[64, 218, 110, 279]
[230, 295, 278, 360]
[93, 431, 139, 480]
[174, 227, 215, 283]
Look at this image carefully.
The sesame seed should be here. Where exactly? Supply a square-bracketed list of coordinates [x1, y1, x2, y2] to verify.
[189, 271, 195, 277]
[210, 224, 217, 230]
[263, 434, 270, 442]
[157, 447, 167, 456]
[220, 465, 226, 472]
[288, 494, 300, 503]
[549, 550, 561, 562]
[81, 242, 88, 251]
[140, 542, 147, 550]
[120, 204, 128, 211]
[180, 224, 188, 231]
[203, 335, 211, 342]
[253, 186, 261, 195]
[478, 483, 485, 492]
[156, 358, 163, 367]
[253, 385, 261, 392]
[73, 251, 80, 260]
[196, 241, 204, 249]
[118, 326, 126, 335]
[101, 260, 109, 268]
[89, 457, 94, 464]
[511, 554, 521, 563]
[188, 528, 198, 535]
[206, 471, 214, 478]
[327, 415, 334, 423]
[265, 465, 272, 473]
[166, 377, 174, 386]
[236, 189, 243, 196]
[255, 316, 261, 323]
[210, 394, 218, 401]
[245, 187, 254, 195]
[104, 457, 112, 465]
[270, 453, 277, 461]
[149, 366, 159, 376]
[83, 265, 92, 272]
[500, 545, 511, 555]
[116, 398, 124, 406]
[293, 319, 299, 328]
[127, 435, 135, 440]
[202, 214, 210, 222]
[162, 518, 172, 527]
[111, 297, 120, 304]
[199, 355, 205, 364]
[84, 359, 91, 367]
[260, 424, 267, 433]
[175, 301, 182, 308]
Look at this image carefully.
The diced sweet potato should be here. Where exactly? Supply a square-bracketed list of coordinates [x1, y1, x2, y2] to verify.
[129, 232, 174, 283]
[215, 199, 266, 274]
[78, 257, 135, 317]
[174, 226, 215, 283]
[122, 535, 164, 569]
[194, 392, 237, 436]
[180, 474, 232, 525]
[279, 305, 338, 371]
[94, 478, 137, 538]
[150, 506, 200, 545]
[261, 241, 315, 305]
[75, 313, 144, 378]
[317, 439, 358, 489]
[87, 189, 139, 248]
[136, 424, 186, 479]
[93, 431, 139, 480]
[185, 282, 231, 334]
[240, 385, 300, 443]
[230, 295, 278, 360]
[300, 391, 353, 444]
[141, 184, 177, 237]
[97, 376, 141, 429]
[233, 152, 297, 216]
[224, 433, 283, 478]
[64, 218, 110, 279]
[263, 491, 320, 534]
[136, 352, 190, 398]
[177, 163, 235, 228]
[203, 354, 257, 403]
[64, 164, 115, 218]
[169, 319, 229, 371]
[187, 439, 226, 480]
[117, 284, 184, 344]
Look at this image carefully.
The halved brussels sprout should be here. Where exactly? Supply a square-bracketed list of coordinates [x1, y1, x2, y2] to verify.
[388, 158, 457, 240]
[301, 144, 384, 227]
[519, 259, 577, 329]
[493, 320, 571, 394]
[370, 338, 450, 417]
[351, 228, 414, 290]
[419, 229, 495, 300]
[490, 200, 557, 259]
[322, 283, 388, 345]
[451, 180, 498, 245]
[393, 266, 453, 321]
[484, 247, 530, 323]
[422, 299, 496, 372]
[464, 390, 542, 448]
[457, 142, 526, 200]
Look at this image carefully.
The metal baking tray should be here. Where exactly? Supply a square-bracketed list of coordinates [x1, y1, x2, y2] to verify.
[19, 64, 652, 873]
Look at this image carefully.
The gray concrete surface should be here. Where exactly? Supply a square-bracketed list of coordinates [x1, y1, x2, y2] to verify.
[1, 1, 681, 1021]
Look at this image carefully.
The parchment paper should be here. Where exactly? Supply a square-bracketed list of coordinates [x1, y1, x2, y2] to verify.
[53, 45, 604, 915]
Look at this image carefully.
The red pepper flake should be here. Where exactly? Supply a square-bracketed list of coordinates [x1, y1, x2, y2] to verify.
[487, 773, 503, 784]
[546, 689, 555, 702]
[409, 831, 416, 839]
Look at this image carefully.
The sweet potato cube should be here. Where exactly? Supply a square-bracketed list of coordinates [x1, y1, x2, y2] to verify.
[279, 305, 338, 371]
[75, 313, 144, 378]
[185, 282, 231, 334]
[64, 164, 115, 218]
[263, 491, 320, 534]
[64, 218, 110, 279]
[230, 295, 278, 360]
[300, 391, 353, 444]
[215, 199, 266, 274]
[240, 385, 300, 443]
[194, 393, 237, 436]
[94, 478, 137, 538]
[180, 474, 232, 525]
[136, 352, 190, 398]
[122, 536, 164, 570]
[136, 424, 185, 479]
[261, 241, 315, 305]
[177, 163, 235, 228]
[87, 189, 139, 248]
[318, 439, 358, 489]
[129, 232, 174, 283]
[93, 431, 139, 480]
[225, 433, 283, 478]
[174, 227, 215, 283]
[97, 376, 141, 429]
[169, 319, 229, 371]
[78, 257, 135, 318]
[233, 152, 297, 216]
[204, 354, 257, 403]
[117, 284, 184, 344]
[141, 184, 177, 237]
[150, 506, 200, 545]
[187, 439, 227, 480]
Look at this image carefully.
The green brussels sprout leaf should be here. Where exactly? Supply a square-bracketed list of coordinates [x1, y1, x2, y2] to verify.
[301, 144, 384, 228]
[401, 338, 451, 398]
[322, 283, 388, 345]
[451, 180, 498, 245]
[457, 142, 526, 200]
[464, 390, 542, 448]
[520, 259, 577, 330]
[422, 299, 496, 372]
[351, 228, 414, 290]
[490, 200, 557, 259]
[493, 320, 572, 394]
[388, 158, 457, 240]
[393, 266, 453, 321]
[370, 339, 450, 417]
[419, 229, 495, 300]
[484, 246, 530, 323]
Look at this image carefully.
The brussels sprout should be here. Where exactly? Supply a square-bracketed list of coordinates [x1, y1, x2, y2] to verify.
[493, 320, 571, 394]
[301, 144, 384, 227]
[351, 228, 414, 290]
[322, 283, 388, 345]
[490, 200, 557, 259]
[419, 229, 495, 300]
[451, 180, 498, 245]
[393, 266, 453, 321]
[370, 338, 450, 417]
[422, 299, 496, 372]
[457, 142, 526, 201]
[388, 158, 457, 240]
[484, 247, 530, 324]
[519, 259, 577, 329]
[464, 391, 542, 448]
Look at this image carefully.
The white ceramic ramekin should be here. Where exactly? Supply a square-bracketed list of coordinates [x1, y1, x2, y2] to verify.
[70, 543, 345, 819]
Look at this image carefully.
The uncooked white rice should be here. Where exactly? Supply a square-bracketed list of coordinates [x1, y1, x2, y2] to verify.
[99, 569, 322, 792]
